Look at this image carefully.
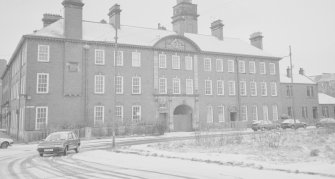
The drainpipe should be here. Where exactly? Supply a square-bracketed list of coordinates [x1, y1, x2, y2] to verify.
[235, 57, 241, 128]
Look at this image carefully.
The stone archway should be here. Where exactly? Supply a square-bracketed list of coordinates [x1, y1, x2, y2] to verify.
[173, 105, 193, 132]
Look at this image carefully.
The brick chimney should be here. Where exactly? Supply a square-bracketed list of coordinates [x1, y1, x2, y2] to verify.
[249, 32, 263, 49]
[299, 68, 305, 75]
[108, 4, 122, 29]
[210, 20, 224, 40]
[42, 14, 62, 27]
[62, 0, 84, 40]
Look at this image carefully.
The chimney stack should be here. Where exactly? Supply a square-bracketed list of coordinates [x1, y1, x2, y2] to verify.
[210, 20, 224, 40]
[249, 32, 263, 49]
[62, 0, 84, 40]
[286, 67, 292, 78]
[108, 4, 122, 29]
[42, 14, 62, 27]
[299, 68, 305, 75]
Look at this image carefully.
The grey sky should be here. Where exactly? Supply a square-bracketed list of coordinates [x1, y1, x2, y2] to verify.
[0, 0, 334, 76]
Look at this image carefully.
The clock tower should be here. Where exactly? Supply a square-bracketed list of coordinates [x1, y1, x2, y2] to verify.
[172, 0, 199, 35]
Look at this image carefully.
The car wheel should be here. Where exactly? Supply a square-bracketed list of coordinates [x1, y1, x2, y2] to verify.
[63, 146, 68, 156]
[303, 124, 307, 129]
[75, 145, 79, 153]
[39, 153, 43, 157]
[1, 142, 9, 149]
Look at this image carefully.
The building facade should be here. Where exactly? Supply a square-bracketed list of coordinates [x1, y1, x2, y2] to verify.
[1, 0, 282, 140]
[311, 73, 335, 98]
[280, 69, 319, 123]
[318, 93, 335, 119]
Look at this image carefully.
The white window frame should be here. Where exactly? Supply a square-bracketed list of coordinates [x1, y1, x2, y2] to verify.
[249, 61, 256, 74]
[272, 105, 278, 121]
[132, 76, 141, 94]
[260, 62, 266, 74]
[186, 79, 193, 95]
[205, 80, 213, 95]
[115, 51, 124, 66]
[261, 82, 267, 96]
[207, 106, 214, 123]
[218, 105, 225, 122]
[241, 105, 248, 121]
[132, 51, 141, 67]
[173, 78, 181, 94]
[94, 106, 105, 125]
[132, 105, 141, 121]
[240, 81, 247, 96]
[94, 74, 105, 94]
[217, 80, 224, 95]
[204, 58, 212, 71]
[159, 78, 167, 94]
[172, 55, 180, 69]
[270, 82, 278, 96]
[115, 75, 123, 94]
[250, 81, 257, 96]
[35, 106, 48, 130]
[159, 54, 167, 69]
[263, 105, 269, 121]
[228, 60, 235, 73]
[252, 105, 258, 121]
[116, 105, 124, 122]
[216, 59, 224, 72]
[269, 63, 276, 75]
[185, 56, 193, 70]
[36, 73, 49, 94]
[38, 45, 50, 62]
[95, 49, 105, 65]
[228, 81, 236, 96]
[238, 61, 246, 73]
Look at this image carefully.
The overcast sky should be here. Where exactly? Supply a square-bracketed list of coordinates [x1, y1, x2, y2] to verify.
[0, 0, 334, 76]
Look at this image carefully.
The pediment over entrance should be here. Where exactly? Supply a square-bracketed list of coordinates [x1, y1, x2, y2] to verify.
[153, 35, 200, 52]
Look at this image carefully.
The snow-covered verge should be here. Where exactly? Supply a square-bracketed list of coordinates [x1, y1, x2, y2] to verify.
[116, 129, 335, 178]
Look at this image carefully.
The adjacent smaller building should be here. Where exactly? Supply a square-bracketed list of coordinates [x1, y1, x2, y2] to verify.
[280, 68, 319, 123]
[310, 73, 335, 98]
[318, 93, 335, 119]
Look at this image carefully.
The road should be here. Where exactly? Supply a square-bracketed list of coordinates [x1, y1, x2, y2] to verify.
[0, 131, 328, 179]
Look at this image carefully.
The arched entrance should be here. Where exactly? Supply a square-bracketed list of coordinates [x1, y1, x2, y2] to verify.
[173, 105, 193, 132]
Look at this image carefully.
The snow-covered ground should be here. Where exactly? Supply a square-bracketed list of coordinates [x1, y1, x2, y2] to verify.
[115, 129, 335, 178]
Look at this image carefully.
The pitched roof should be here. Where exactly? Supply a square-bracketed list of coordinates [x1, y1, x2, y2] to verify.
[319, 93, 335, 104]
[280, 73, 316, 84]
[31, 19, 280, 59]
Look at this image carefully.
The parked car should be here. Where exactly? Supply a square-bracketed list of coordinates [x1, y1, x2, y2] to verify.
[316, 118, 335, 128]
[251, 120, 280, 131]
[37, 131, 80, 157]
[281, 119, 307, 129]
[0, 138, 14, 149]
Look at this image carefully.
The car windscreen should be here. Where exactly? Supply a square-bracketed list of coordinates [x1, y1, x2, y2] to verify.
[45, 133, 68, 141]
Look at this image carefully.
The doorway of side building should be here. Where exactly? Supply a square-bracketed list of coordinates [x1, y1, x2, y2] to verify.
[173, 105, 193, 132]
[230, 112, 237, 128]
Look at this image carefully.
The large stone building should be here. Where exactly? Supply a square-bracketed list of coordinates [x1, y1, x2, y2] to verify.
[1, 0, 282, 140]
[280, 68, 319, 123]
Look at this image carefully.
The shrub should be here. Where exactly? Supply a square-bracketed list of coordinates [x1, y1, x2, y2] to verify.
[310, 149, 320, 157]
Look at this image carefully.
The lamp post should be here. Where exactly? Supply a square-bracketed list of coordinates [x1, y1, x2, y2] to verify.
[112, 25, 118, 149]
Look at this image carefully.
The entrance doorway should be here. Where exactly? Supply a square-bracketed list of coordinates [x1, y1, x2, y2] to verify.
[230, 112, 237, 128]
[173, 105, 193, 132]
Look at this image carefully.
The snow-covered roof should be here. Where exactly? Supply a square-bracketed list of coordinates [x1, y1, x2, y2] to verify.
[319, 93, 335, 104]
[280, 74, 316, 84]
[31, 19, 280, 58]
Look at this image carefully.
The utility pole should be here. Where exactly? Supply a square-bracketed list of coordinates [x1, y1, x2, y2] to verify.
[235, 57, 241, 128]
[112, 26, 118, 149]
[289, 45, 296, 127]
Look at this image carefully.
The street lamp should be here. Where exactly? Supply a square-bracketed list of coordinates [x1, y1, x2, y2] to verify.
[282, 46, 296, 127]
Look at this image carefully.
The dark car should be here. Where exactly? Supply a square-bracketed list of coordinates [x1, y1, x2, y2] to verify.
[316, 118, 335, 128]
[0, 138, 14, 149]
[37, 131, 80, 157]
[281, 119, 307, 129]
[251, 120, 280, 131]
